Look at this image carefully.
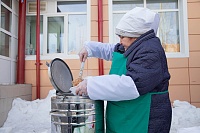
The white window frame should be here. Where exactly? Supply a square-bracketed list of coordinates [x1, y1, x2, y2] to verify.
[109, 0, 189, 58]
[25, 0, 91, 60]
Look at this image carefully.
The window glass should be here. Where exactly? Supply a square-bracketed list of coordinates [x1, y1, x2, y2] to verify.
[13, 0, 19, 14]
[26, 16, 43, 55]
[13, 14, 18, 37]
[47, 16, 64, 54]
[68, 14, 87, 54]
[57, 1, 86, 12]
[147, 0, 178, 10]
[113, 13, 124, 44]
[0, 32, 10, 57]
[1, 5, 12, 32]
[113, 0, 143, 11]
[112, 0, 181, 54]
[1, 0, 12, 8]
[25, 1, 88, 57]
[159, 12, 180, 52]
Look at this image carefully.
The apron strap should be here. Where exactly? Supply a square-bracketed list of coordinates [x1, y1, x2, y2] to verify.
[150, 90, 168, 95]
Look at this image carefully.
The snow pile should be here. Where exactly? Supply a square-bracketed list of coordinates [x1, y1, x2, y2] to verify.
[0, 90, 200, 133]
[170, 100, 200, 133]
[0, 89, 56, 133]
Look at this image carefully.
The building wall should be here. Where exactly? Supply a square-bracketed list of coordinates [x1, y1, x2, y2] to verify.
[25, 0, 200, 107]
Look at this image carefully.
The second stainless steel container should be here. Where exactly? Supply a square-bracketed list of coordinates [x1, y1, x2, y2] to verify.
[51, 95, 96, 133]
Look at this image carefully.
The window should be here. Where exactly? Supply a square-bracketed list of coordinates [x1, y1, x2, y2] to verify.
[57, 1, 88, 55]
[1, 5, 12, 32]
[26, 16, 43, 55]
[47, 16, 64, 54]
[67, 14, 87, 55]
[0, 32, 10, 57]
[0, 3, 12, 57]
[109, 0, 189, 58]
[25, 0, 90, 59]
[1, 0, 12, 8]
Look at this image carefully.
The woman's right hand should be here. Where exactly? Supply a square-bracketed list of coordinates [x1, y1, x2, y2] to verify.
[78, 47, 88, 62]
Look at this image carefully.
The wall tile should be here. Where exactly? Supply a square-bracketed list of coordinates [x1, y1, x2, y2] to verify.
[40, 60, 51, 70]
[91, 0, 97, 6]
[103, 5, 108, 20]
[91, 37, 98, 41]
[25, 70, 36, 86]
[103, 0, 109, 5]
[25, 60, 36, 70]
[91, 6, 98, 21]
[189, 52, 200, 67]
[104, 69, 110, 75]
[91, 21, 98, 37]
[191, 103, 200, 108]
[167, 58, 189, 68]
[188, 19, 200, 34]
[40, 87, 54, 99]
[40, 70, 52, 87]
[188, 0, 200, 3]
[103, 20, 109, 37]
[87, 70, 99, 76]
[189, 35, 200, 51]
[103, 36, 109, 42]
[168, 68, 189, 85]
[189, 68, 200, 84]
[103, 60, 112, 69]
[188, 2, 200, 18]
[88, 58, 98, 69]
[190, 85, 200, 102]
[65, 59, 87, 70]
[169, 85, 190, 103]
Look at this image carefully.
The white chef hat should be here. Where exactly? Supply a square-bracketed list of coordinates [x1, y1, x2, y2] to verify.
[115, 7, 160, 37]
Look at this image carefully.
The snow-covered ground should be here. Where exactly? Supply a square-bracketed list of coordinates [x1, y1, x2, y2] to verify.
[0, 89, 200, 133]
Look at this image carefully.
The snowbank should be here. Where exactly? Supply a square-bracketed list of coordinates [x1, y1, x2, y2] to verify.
[0, 89, 200, 133]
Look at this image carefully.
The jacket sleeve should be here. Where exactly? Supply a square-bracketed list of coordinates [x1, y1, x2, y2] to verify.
[126, 48, 163, 95]
[84, 41, 115, 61]
[87, 74, 140, 101]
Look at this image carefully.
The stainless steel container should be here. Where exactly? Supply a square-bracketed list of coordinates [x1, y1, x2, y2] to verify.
[47, 58, 100, 133]
[51, 95, 95, 133]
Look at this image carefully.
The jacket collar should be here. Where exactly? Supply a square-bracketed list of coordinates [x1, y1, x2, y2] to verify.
[124, 29, 156, 57]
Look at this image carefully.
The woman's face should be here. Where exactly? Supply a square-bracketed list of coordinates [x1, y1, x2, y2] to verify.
[118, 36, 137, 50]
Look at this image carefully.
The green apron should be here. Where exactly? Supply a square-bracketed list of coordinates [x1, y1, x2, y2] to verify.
[105, 52, 167, 133]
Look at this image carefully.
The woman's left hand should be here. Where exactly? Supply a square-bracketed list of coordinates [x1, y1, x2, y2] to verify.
[75, 79, 88, 96]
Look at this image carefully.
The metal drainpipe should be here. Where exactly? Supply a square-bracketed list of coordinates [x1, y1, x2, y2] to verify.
[36, 0, 41, 99]
[17, 0, 26, 84]
[98, 0, 104, 75]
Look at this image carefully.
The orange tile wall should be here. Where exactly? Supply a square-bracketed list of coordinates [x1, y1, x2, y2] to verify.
[25, 0, 200, 107]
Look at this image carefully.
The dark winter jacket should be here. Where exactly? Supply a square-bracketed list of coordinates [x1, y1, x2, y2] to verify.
[114, 29, 172, 133]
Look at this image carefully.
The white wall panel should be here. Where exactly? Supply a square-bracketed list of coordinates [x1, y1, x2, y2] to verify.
[0, 59, 11, 84]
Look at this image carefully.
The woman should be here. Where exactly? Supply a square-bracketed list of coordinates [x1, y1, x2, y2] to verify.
[75, 7, 172, 133]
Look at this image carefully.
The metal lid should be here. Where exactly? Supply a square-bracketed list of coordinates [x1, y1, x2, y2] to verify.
[47, 58, 73, 93]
